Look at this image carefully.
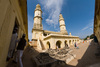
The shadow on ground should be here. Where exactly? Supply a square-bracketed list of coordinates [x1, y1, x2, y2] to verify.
[6, 41, 100, 67]
[76, 40, 100, 67]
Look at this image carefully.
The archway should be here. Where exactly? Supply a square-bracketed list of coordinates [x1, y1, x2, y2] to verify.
[77, 40, 79, 42]
[56, 41, 61, 48]
[46, 42, 50, 49]
[69, 40, 71, 45]
[65, 40, 68, 47]
[72, 40, 74, 45]
[75, 40, 76, 42]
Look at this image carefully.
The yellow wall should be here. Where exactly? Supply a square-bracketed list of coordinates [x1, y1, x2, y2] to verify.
[0, 0, 28, 67]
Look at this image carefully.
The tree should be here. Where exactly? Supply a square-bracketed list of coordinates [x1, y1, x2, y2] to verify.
[84, 34, 94, 40]
[90, 34, 94, 39]
[84, 36, 89, 40]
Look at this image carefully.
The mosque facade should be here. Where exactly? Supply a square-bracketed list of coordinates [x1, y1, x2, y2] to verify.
[31, 4, 80, 51]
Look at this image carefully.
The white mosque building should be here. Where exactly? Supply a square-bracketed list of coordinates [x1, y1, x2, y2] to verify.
[31, 4, 80, 51]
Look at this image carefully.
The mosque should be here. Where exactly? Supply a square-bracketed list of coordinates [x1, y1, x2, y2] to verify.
[31, 4, 80, 51]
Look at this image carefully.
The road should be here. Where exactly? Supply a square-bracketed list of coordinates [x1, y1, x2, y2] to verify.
[68, 40, 100, 67]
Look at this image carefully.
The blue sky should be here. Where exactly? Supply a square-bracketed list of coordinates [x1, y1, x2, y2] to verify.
[27, 0, 95, 40]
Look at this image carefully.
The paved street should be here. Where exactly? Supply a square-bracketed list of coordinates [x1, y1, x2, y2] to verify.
[68, 40, 100, 67]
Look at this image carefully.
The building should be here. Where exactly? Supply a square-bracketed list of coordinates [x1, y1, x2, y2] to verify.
[0, 0, 28, 67]
[94, 0, 100, 45]
[31, 4, 80, 51]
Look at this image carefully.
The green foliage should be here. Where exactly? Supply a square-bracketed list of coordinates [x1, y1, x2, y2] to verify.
[84, 34, 94, 40]
[90, 34, 94, 39]
[84, 38, 87, 40]
[84, 36, 89, 40]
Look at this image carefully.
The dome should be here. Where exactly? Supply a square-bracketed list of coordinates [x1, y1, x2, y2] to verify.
[59, 14, 64, 21]
[36, 4, 40, 7]
[35, 4, 41, 10]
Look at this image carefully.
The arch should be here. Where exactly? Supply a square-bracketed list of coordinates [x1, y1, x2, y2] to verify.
[72, 40, 74, 45]
[69, 40, 71, 45]
[77, 40, 79, 42]
[46, 41, 50, 49]
[56, 40, 61, 48]
[75, 40, 76, 42]
[77, 40, 79, 43]
[64, 40, 68, 47]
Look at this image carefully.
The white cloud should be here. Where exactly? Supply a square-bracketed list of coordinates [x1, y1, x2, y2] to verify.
[76, 19, 94, 38]
[82, 26, 89, 31]
[81, 19, 93, 31]
[90, 28, 93, 30]
[38, 0, 64, 27]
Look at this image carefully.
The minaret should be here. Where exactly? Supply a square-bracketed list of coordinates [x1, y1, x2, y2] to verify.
[59, 14, 68, 35]
[32, 4, 43, 40]
[33, 4, 43, 30]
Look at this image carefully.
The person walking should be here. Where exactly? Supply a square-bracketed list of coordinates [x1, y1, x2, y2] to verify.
[74, 42, 79, 49]
[7, 29, 18, 61]
[17, 34, 26, 67]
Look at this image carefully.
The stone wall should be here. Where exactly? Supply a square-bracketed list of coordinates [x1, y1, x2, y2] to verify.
[94, 0, 100, 45]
